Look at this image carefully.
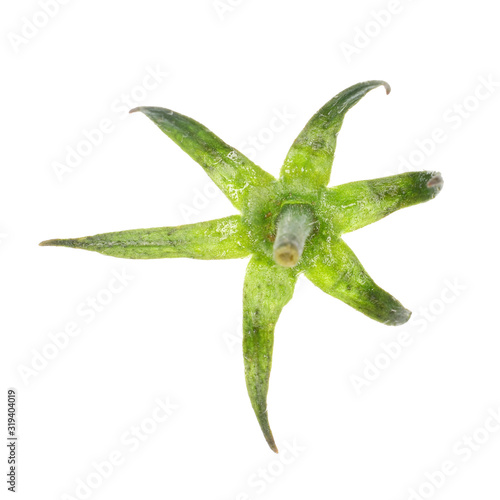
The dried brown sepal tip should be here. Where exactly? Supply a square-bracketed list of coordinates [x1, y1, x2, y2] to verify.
[427, 173, 444, 189]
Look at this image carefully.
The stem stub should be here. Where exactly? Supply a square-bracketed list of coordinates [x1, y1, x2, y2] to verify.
[273, 204, 314, 268]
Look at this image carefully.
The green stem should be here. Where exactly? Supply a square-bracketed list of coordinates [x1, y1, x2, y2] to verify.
[273, 204, 314, 268]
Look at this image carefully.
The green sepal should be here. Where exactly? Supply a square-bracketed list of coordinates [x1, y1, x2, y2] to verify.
[321, 171, 443, 234]
[242, 256, 297, 452]
[305, 236, 411, 326]
[39, 215, 251, 260]
[280, 80, 390, 189]
[130, 106, 275, 209]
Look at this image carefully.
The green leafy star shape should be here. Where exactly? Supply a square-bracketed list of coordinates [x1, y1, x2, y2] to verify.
[41, 81, 443, 452]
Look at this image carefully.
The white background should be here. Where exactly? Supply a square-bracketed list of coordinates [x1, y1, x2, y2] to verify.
[2, 1, 500, 499]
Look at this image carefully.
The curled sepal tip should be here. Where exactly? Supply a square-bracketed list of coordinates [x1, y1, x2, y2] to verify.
[280, 80, 391, 188]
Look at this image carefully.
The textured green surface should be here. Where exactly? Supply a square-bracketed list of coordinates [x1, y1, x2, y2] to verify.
[321, 171, 443, 234]
[42, 81, 444, 452]
[243, 257, 297, 452]
[41, 215, 250, 259]
[280, 80, 390, 189]
[130, 106, 274, 210]
[304, 236, 411, 325]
